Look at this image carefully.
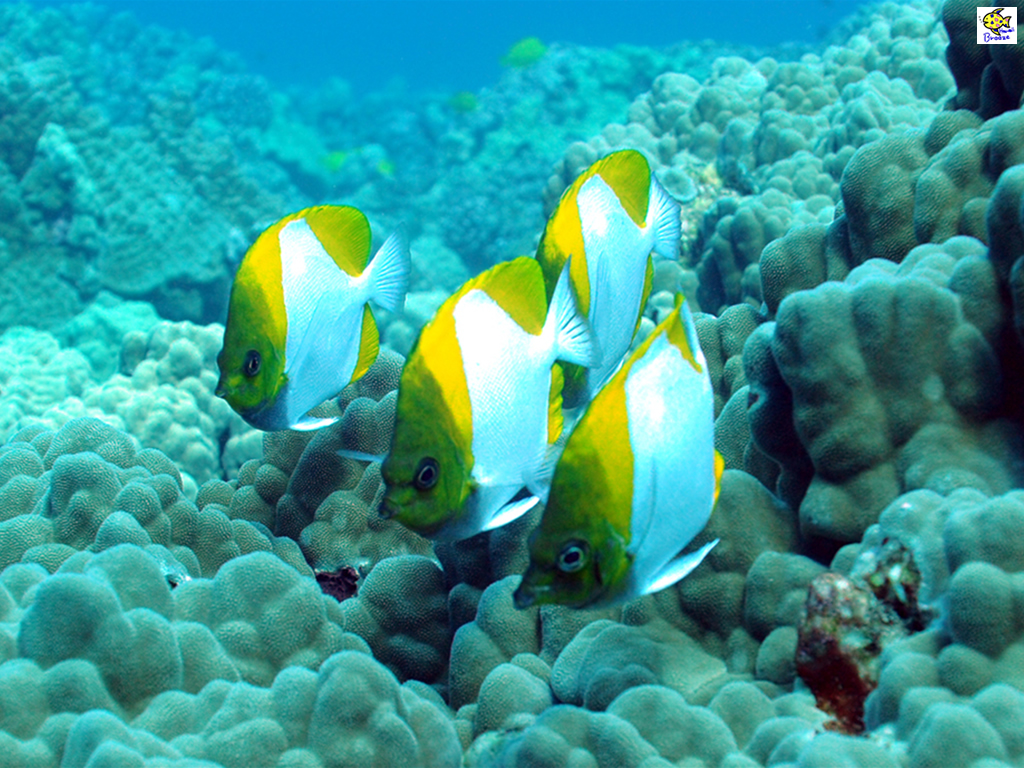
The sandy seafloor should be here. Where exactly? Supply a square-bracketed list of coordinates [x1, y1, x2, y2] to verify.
[2, 0, 1024, 766]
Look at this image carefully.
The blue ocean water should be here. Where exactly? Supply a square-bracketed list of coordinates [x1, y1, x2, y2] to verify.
[33, 0, 872, 94]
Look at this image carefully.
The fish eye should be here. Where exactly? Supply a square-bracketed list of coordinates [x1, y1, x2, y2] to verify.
[414, 457, 439, 490]
[243, 349, 261, 377]
[557, 541, 588, 573]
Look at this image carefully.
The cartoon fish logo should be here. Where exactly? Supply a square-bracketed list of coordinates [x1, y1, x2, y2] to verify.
[515, 297, 722, 609]
[217, 205, 410, 431]
[536, 149, 681, 406]
[380, 257, 595, 542]
[983, 7, 1012, 32]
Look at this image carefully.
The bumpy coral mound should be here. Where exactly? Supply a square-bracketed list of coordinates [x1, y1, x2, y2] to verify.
[0, 312, 258, 491]
[748, 239, 1016, 546]
[0, 417, 306, 579]
[0, 5, 284, 328]
[3, 547, 460, 767]
[943, 0, 1024, 117]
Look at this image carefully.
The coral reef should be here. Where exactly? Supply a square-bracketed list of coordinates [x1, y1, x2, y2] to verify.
[4, 0, 1024, 766]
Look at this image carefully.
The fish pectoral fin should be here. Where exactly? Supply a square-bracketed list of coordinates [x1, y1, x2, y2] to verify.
[645, 539, 719, 594]
[465, 483, 536, 533]
[483, 494, 541, 531]
[290, 414, 340, 432]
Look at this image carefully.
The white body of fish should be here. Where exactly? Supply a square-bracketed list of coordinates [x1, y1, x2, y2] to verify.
[443, 264, 594, 540]
[576, 172, 680, 400]
[619, 303, 717, 601]
[257, 218, 408, 431]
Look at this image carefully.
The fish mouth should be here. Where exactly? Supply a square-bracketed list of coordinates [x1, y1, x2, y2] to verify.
[513, 574, 547, 610]
[239, 391, 291, 432]
[378, 496, 400, 520]
[512, 587, 536, 610]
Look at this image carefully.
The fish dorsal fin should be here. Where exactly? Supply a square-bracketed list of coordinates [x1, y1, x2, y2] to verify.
[645, 539, 718, 595]
[669, 298, 705, 373]
[548, 363, 564, 445]
[463, 257, 548, 335]
[590, 149, 651, 227]
[301, 205, 372, 277]
[351, 303, 380, 384]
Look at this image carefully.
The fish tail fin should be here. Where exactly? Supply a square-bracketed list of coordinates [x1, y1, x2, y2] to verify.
[649, 176, 681, 259]
[366, 226, 411, 313]
[546, 259, 598, 368]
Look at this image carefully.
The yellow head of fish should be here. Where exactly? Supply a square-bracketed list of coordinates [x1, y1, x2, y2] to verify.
[380, 301, 476, 536]
[216, 219, 290, 420]
[515, 433, 634, 608]
[514, 358, 635, 608]
[983, 8, 1011, 31]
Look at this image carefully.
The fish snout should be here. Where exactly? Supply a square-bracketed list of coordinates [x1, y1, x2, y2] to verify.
[378, 495, 400, 520]
[512, 586, 536, 610]
[513, 570, 549, 609]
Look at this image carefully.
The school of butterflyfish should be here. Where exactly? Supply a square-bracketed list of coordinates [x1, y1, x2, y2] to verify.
[217, 149, 723, 609]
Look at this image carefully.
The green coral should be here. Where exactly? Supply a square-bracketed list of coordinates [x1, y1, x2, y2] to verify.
[500, 37, 547, 69]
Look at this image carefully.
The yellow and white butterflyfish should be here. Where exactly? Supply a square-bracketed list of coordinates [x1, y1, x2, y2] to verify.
[536, 148, 681, 405]
[514, 296, 723, 610]
[216, 205, 409, 431]
[380, 256, 596, 542]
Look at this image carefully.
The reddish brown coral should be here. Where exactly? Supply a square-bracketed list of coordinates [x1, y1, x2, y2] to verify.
[796, 537, 934, 733]
[315, 565, 360, 602]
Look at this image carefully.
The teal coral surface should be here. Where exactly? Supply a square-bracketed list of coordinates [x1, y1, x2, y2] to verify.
[4, 0, 1024, 766]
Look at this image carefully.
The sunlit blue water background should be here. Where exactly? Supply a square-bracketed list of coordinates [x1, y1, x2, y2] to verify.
[30, 0, 873, 94]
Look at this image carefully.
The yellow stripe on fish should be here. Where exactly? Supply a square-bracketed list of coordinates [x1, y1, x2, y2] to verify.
[381, 256, 596, 542]
[515, 296, 721, 609]
[536, 149, 682, 405]
[216, 205, 410, 431]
